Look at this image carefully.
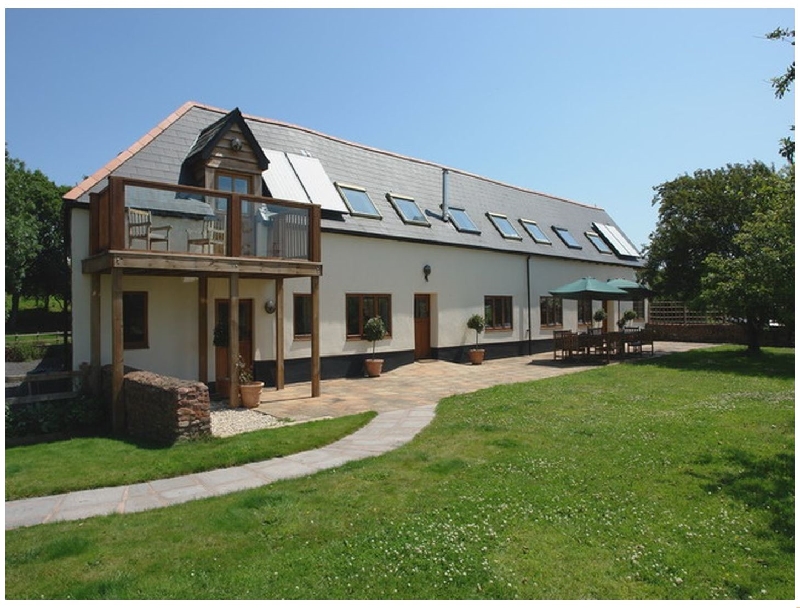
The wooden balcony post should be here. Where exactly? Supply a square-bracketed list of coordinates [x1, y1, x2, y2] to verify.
[228, 273, 240, 407]
[275, 278, 284, 390]
[108, 176, 125, 250]
[198, 276, 208, 383]
[90, 273, 101, 395]
[229, 194, 241, 257]
[111, 268, 125, 434]
[311, 275, 320, 397]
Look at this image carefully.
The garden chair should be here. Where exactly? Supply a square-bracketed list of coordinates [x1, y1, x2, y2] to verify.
[127, 208, 172, 250]
[187, 217, 226, 254]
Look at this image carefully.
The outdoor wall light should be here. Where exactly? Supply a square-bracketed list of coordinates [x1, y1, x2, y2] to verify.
[423, 264, 431, 282]
[230, 137, 243, 151]
[264, 299, 276, 314]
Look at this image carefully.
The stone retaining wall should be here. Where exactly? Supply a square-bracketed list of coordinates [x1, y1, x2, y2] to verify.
[122, 370, 211, 445]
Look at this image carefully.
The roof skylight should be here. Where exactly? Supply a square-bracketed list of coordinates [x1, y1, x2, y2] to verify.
[448, 207, 480, 234]
[387, 193, 429, 226]
[586, 231, 613, 254]
[334, 183, 381, 218]
[519, 219, 551, 244]
[487, 213, 522, 240]
[552, 226, 582, 249]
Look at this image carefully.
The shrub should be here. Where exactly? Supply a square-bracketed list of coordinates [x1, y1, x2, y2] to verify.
[5, 395, 108, 440]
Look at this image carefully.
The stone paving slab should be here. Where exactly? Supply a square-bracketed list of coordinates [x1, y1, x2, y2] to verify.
[5, 343, 711, 530]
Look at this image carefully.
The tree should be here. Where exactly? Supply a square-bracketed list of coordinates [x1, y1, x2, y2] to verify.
[766, 27, 795, 164]
[701, 164, 794, 352]
[5, 148, 69, 329]
[641, 162, 793, 353]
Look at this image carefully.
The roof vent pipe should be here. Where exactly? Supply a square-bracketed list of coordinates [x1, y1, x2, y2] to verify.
[441, 168, 450, 222]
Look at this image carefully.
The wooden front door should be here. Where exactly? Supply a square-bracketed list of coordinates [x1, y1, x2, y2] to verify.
[414, 294, 432, 360]
[214, 299, 254, 394]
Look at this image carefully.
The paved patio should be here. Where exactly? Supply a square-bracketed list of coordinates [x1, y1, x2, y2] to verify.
[256, 341, 711, 422]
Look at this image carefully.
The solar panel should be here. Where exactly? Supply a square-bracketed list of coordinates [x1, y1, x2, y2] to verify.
[593, 223, 639, 257]
[261, 149, 311, 204]
[286, 153, 350, 214]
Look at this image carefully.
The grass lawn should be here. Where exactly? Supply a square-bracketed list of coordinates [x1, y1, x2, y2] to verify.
[5, 346, 794, 600]
[5, 412, 377, 500]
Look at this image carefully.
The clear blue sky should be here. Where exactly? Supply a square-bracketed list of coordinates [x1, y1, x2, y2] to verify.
[4, 7, 795, 250]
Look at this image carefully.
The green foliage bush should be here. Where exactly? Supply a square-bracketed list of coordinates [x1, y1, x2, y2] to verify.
[5, 341, 48, 362]
[5, 395, 107, 439]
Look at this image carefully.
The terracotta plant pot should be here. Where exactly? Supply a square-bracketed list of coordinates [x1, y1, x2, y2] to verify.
[364, 359, 384, 378]
[239, 381, 264, 409]
[468, 349, 485, 365]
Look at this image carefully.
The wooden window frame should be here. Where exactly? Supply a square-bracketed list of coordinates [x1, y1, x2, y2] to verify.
[215, 170, 252, 194]
[484, 295, 513, 331]
[123, 291, 149, 350]
[540, 295, 563, 328]
[346, 294, 392, 339]
[293, 293, 312, 340]
[633, 299, 646, 320]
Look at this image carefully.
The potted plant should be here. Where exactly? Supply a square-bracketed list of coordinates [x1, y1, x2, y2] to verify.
[593, 308, 607, 329]
[617, 309, 638, 330]
[466, 313, 486, 365]
[363, 316, 387, 377]
[236, 355, 264, 409]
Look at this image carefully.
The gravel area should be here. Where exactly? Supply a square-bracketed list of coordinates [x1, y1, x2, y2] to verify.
[210, 399, 289, 437]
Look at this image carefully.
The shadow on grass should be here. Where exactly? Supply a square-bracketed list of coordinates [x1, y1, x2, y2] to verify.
[698, 449, 795, 554]
[627, 346, 795, 380]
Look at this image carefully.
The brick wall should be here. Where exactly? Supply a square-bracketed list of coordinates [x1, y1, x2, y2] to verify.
[122, 370, 211, 445]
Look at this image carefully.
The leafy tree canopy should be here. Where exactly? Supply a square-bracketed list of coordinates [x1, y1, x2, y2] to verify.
[5, 147, 69, 327]
[641, 162, 794, 353]
[766, 27, 795, 164]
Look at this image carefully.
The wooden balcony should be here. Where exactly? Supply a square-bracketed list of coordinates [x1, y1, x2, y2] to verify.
[83, 176, 322, 279]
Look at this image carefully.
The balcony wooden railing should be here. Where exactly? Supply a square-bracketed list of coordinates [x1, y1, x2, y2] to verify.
[89, 176, 321, 263]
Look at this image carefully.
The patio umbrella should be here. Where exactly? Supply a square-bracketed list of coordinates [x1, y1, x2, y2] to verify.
[549, 277, 629, 300]
[606, 278, 655, 299]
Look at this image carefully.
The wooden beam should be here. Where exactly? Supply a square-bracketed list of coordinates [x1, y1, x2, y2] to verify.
[90, 274, 101, 396]
[275, 278, 284, 390]
[81, 250, 321, 278]
[111, 268, 125, 434]
[228, 274, 240, 407]
[311, 275, 320, 397]
[198, 276, 208, 383]
[109, 176, 126, 251]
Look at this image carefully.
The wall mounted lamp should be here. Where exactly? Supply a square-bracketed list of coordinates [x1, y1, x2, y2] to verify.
[423, 264, 431, 282]
[264, 299, 276, 314]
[230, 137, 243, 151]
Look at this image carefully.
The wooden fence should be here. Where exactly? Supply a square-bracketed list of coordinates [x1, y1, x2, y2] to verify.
[5, 370, 84, 405]
[648, 301, 727, 325]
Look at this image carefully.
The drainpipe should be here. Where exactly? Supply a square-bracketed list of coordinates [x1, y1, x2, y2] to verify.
[441, 169, 450, 222]
[526, 255, 532, 355]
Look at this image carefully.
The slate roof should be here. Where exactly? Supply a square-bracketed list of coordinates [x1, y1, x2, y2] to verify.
[65, 101, 642, 268]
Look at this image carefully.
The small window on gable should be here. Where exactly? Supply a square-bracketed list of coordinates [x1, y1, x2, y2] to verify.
[449, 207, 480, 234]
[487, 213, 522, 240]
[552, 226, 582, 249]
[586, 231, 613, 254]
[519, 219, 551, 244]
[334, 183, 382, 218]
[387, 193, 429, 226]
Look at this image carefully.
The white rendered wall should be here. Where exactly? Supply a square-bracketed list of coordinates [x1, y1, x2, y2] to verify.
[71, 206, 643, 381]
